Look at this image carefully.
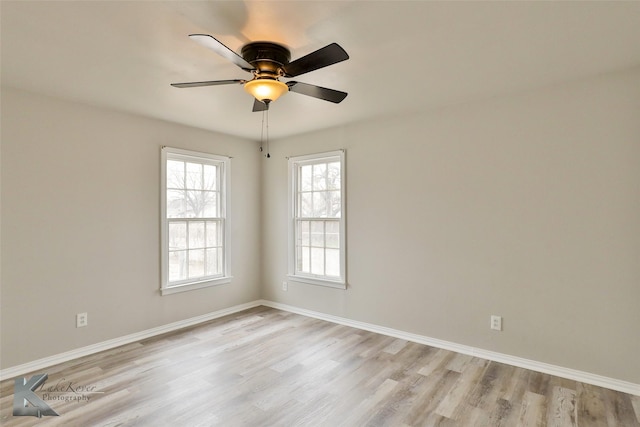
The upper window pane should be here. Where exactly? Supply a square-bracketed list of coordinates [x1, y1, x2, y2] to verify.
[328, 191, 341, 218]
[328, 162, 341, 190]
[202, 191, 218, 217]
[204, 165, 217, 191]
[167, 160, 185, 189]
[312, 163, 327, 190]
[300, 165, 313, 191]
[167, 190, 186, 218]
[186, 162, 203, 190]
[312, 192, 327, 217]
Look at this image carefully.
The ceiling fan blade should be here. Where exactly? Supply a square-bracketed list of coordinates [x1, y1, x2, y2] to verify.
[252, 99, 268, 112]
[287, 82, 348, 103]
[283, 43, 349, 77]
[189, 34, 254, 72]
[171, 79, 245, 88]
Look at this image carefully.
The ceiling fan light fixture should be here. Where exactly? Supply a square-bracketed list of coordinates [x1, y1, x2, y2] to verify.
[244, 78, 288, 103]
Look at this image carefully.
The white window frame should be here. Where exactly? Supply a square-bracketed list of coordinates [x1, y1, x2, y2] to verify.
[161, 147, 231, 295]
[288, 150, 346, 289]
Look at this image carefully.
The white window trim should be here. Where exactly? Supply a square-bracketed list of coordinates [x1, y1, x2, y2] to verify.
[160, 147, 232, 296]
[287, 150, 347, 289]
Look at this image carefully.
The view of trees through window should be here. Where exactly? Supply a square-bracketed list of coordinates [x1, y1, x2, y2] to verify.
[166, 158, 224, 283]
[295, 158, 343, 279]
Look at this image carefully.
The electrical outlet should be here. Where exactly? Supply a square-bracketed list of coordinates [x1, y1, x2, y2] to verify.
[282, 281, 288, 291]
[490, 315, 502, 331]
[76, 312, 88, 328]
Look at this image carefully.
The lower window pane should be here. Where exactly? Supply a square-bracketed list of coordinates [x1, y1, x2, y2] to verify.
[300, 221, 310, 246]
[302, 246, 310, 273]
[311, 247, 324, 275]
[311, 221, 324, 246]
[189, 221, 205, 249]
[168, 250, 187, 282]
[325, 249, 340, 277]
[206, 221, 219, 246]
[206, 248, 219, 276]
[326, 221, 340, 249]
[188, 249, 205, 278]
[168, 222, 187, 250]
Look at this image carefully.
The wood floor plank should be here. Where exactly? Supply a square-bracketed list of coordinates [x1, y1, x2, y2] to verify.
[601, 386, 640, 427]
[502, 364, 531, 403]
[486, 397, 519, 426]
[546, 386, 577, 427]
[404, 369, 461, 425]
[1, 306, 637, 426]
[632, 394, 640, 423]
[576, 382, 609, 427]
[446, 352, 474, 373]
[519, 390, 547, 427]
[434, 361, 487, 418]
[382, 338, 409, 355]
[417, 348, 454, 377]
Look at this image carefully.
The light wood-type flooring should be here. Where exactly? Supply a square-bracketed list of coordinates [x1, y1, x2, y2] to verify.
[1, 306, 639, 426]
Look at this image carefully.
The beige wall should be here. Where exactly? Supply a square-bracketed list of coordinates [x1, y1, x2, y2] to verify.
[261, 69, 640, 384]
[2, 68, 639, 385]
[0, 88, 262, 368]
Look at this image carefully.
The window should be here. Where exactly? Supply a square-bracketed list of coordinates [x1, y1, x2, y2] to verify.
[161, 147, 231, 295]
[288, 150, 346, 288]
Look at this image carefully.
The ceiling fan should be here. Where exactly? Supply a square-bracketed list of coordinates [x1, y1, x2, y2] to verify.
[171, 34, 349, 111]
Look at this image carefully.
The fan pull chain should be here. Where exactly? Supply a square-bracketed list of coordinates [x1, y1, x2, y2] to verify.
[259, 101, 271, 158]
[265, 108, 270, 158]
[260, 109, 265, 153]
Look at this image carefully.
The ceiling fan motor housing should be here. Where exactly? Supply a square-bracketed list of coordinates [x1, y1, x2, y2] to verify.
[241, 42, 291, 77]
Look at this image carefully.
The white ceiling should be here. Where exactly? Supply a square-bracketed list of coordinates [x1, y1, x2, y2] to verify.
[2, 1, 640, 140]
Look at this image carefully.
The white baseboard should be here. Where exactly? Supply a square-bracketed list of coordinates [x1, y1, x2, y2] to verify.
[0, 300, 263, 381]
[259, 300, 640, 396]
[3, 299, 638, 397]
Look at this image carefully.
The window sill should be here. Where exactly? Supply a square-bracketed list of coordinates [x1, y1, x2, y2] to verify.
[161, 276, 232, 296]
[287, 275, 347, 290]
